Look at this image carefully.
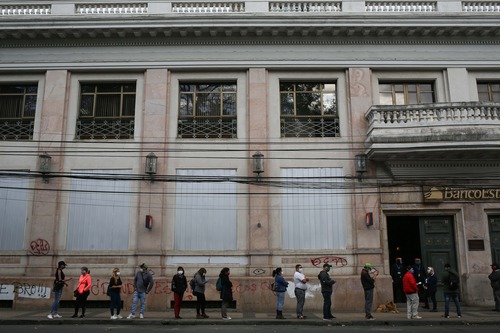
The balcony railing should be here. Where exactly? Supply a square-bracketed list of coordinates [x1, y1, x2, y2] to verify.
[1, 1, 499, 15]
[280, 117, 340, 138]
[0, 119, 34, 141]
[177, 118, 237, 138]
[76, 118, 135, 140]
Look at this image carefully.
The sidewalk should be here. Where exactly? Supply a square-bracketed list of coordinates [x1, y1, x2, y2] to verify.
[0, 306, 499, 326]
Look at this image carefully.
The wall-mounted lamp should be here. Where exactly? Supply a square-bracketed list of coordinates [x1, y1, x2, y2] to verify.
[355, 154, 367, 181]
[39, 152, 52, 183]
[145, 152, 158, 182]
[252, 151, 264, 179]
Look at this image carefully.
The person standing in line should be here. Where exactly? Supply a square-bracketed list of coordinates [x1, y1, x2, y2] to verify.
[391, 257, 405, 303]
[293, 264, 309, 319]
[127, 263, 154, 319]
[424, 267, 438, 312]
[108, 267, 123, 319]
[360, 263, 378, 320]
[193, 267, 209, 319]
[402, 265, 421, 319]
[48, 261, 72, 319]
[413, 258, 427, 308]
[318, 263, 336, 321]
[219, 267, 233, 320]
[171, 266, 187, 319]
[272, 267, 288, 319]
[72, 267, 92, 318]
[488, 262, 500, 312]
[441, 263, 462, 319]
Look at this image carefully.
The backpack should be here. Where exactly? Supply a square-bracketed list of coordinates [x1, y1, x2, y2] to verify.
[449, 272, 459, 290]
[216, 277, 222, 291]
[189, 278, 196, 291]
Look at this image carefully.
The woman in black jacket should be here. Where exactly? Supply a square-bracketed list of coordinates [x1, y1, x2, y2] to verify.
[171, 266, 187, 319]
[219, 267, 233, 320]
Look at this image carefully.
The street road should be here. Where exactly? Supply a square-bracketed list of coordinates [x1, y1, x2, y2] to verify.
[1, 326, 499, 333]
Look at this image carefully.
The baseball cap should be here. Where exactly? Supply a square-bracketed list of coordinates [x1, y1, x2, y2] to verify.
[140, 263, 148, 269]
[58, 261, 67, 267]
[364, 263, 373, 269]
[323, 263, 332, 268]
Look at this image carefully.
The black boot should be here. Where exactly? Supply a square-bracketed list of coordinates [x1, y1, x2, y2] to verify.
[276, 310, 280, 319]
[278, 310, 285, 319]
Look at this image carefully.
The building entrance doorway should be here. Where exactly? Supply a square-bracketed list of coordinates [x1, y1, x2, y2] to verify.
[387, 215, 457, 304]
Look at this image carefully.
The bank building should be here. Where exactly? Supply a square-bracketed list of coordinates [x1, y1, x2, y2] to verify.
[0, 0, 499, 312]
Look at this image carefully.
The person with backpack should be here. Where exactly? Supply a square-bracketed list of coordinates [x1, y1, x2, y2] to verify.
[171, 266, 187, 319]
[192, 267, 209, 319]
[127, 263, 154, 319]
[219, 267, 233, 320]
[272, 267, 288, 319]
[441, 263, 462, 319]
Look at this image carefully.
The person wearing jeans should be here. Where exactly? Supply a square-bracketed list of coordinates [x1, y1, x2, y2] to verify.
[127, 263, 154, 319]
[442, 263, 462, 318]
[48, 261, 71, 320]
[272, 267, 288, 319]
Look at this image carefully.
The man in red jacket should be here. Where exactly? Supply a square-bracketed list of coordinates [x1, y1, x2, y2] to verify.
[402, 265, 422, 319]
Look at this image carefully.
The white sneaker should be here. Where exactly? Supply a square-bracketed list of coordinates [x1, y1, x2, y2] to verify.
[139, 314, 144, 319]
[222, 316, 231, 320]
[127, 314, 135, 319]
[412, 316, 422, 319]
[47, 314, 53, 319]
[117, 315, 123, 319]
[53, 314, 62, 318]
[110, 315, 118, 319]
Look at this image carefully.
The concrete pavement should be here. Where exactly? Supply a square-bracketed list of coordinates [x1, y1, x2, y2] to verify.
[0, 306, 499, 326]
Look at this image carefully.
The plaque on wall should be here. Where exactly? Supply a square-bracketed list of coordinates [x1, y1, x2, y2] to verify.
[467, 239, 485, 251]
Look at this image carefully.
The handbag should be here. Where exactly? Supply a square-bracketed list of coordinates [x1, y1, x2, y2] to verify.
[73, 289, 78, 297]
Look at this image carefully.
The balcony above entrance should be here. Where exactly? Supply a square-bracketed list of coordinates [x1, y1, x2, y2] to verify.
[364, 102, 500, 179]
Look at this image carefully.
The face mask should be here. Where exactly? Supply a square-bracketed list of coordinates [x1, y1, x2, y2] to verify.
[415, 261, 421, 265]
[202, 273, 206, 276]
[116, 272, 121, 276]
[81, 270, 86, 275]
[227, 272, 230, 276]
[326, 268, 331, 272]
[178, 271, 183, 275]
[298, 268, 303, 273]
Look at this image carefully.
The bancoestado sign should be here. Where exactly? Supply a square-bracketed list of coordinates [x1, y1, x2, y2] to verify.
[423, 186, 500, 202]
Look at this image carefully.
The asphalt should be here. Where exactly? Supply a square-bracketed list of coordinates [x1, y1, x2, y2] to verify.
[1, 306, 499, 326]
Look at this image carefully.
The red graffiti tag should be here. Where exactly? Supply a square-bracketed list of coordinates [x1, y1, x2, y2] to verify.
[310, 256, 348, 268]
[29, 239, 50, 256]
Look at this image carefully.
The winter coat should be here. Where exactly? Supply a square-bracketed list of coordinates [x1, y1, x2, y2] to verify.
[134, 270, 153, 293]
[318, 270, 336, 292]
[402, 271, 418, 294]
[425, 273, 437, 293]
[172, 273, 187, 295]
[194, 273, 207, 294]
[489, 269, 500, 291]
[274, 274, 288, 292]
[442, 268, 460, 293]
[108, 276, 122, 295]
[360, 268, 375, 290]
[76, 273, 92, 295]
[219, 273, 233, 301]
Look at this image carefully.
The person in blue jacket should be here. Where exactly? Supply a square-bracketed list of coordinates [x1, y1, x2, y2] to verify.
[273, 267, 288, 319]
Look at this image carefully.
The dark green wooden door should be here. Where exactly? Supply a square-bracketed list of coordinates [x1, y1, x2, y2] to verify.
[419, 216, 457, 301]
[489, 216, 500, 264]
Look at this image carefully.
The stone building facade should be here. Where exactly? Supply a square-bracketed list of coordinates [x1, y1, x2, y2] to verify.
[0, 0, 499, 312]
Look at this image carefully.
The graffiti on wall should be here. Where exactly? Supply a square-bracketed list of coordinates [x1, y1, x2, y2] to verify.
[29, 238, 50, 256]
[13, 282, 51, 299]
[310, 256, 348, 268]
[0, 284, 15, 300]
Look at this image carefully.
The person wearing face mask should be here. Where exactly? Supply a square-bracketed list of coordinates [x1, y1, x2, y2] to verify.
[360, 263, 378, 320]
[488, 262, 500, 312]
[391, 257, 405, 303]
[127, 263, 154, 319]
[193, 267, 209, 319]
[108, 268, 123, 319]
[48, 261, 72, 319]
[402, 265, 421, 319]
[219, 267, 233, 320]
[171, 266, 187, 319]
[293, 264, 309, 319]
[424, 267, 438, 312]
[272, 267, 288, 319]
[72, 267, 92, 318]
[318, 263, 336, 321]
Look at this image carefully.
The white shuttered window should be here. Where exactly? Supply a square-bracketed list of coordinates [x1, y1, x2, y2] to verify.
[282, 168, 346, 250]
[66, 169, 131, 250]
[175, 169, 237, 250]
[0, 175, 28, 250]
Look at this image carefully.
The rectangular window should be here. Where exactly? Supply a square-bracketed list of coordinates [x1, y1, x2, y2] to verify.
[280, 82, 339, 137]
[379, 82, 435, 105]
[178, 82, 237, 138]
[174, 169, 237, 250]
[281, 168, 346, 250]
[66, 169, 131, 250]
[76, 83, 136, 140]
[0, 174, 28, 250]
[0, 84, 37, 140]
[478, 82, 500, 102]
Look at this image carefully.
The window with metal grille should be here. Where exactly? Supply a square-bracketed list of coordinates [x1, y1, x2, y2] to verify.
[379, 82, 435, 105]
[0, 84, 37, 140]
[178, 82, 237, 138]
[76, 83, 136, 140]
[478, 82, 500, 102]
[280, 82, 339, 138]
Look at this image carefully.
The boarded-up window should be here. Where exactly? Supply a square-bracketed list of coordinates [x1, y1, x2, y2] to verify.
[175, 169, 237, 250]
[281, 168, 346, 250]
[66, 169, 131, 250]
[0, 174, 28, 250]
